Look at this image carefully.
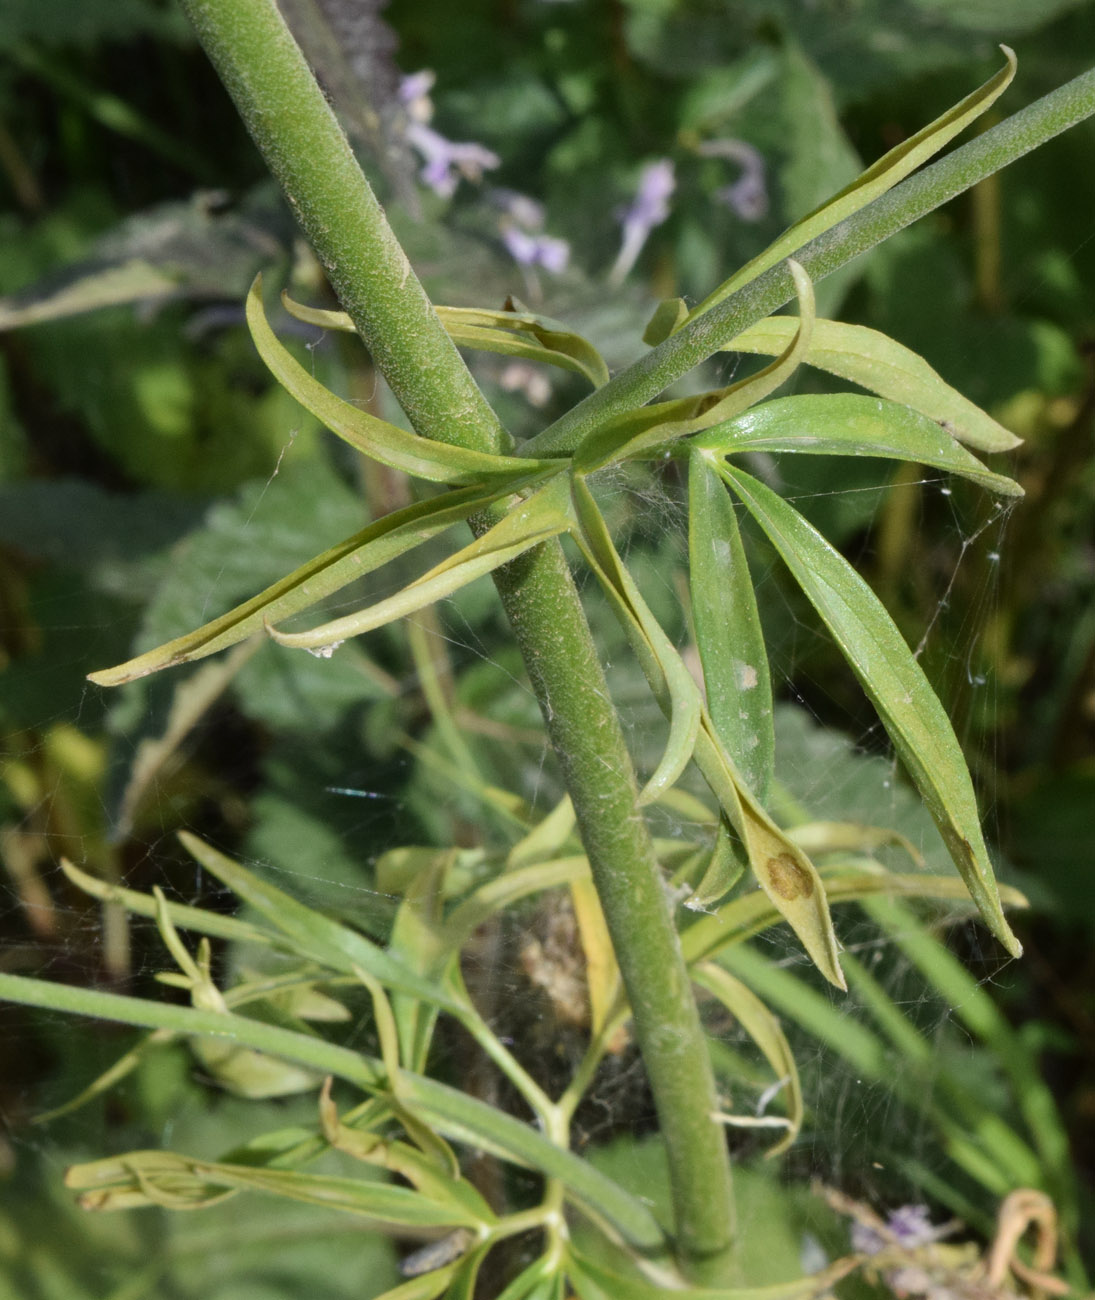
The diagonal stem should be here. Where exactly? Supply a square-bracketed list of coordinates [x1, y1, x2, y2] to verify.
[522, 64, 1095, 458]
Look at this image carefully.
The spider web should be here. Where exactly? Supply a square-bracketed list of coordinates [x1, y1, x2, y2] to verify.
[0, 291, 1056, 1299]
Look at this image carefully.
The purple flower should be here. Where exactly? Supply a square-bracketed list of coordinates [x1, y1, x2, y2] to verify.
[405, 121, 500, 199]
[501, 227, 570, 273]
[399, 69, 500, 198]
[494, 190, 570, 274]
[851, 1205, 939, 1256]
[398, 70, 436, 115]
[610, 158, 675, 285]
[698, 138, 769, 222]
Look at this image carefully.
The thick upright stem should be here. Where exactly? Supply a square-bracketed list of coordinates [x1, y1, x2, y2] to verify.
[487, 534, 735, 1277]
[179, 0, 735, 1278]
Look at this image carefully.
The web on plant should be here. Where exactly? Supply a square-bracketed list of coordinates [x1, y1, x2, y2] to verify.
[0, 308, 1035, 1296]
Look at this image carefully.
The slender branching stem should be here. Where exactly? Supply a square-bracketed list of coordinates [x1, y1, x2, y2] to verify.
[522, 64, 1095, 458]
[178, 0, 736, 1278]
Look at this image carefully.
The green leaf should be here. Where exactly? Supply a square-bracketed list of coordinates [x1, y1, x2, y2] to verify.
[642, 297, 689, 347]
[720, 316, 1021, 452]
[689, 818, 747, 912]
[690, 727, 845, 989]
[0, 972, 667, 1253]
[570, 476, 702, 804]
[685, 47, 1017, 323]
[88, 481, 520, 685]
[693, 963, 802, 1158]
[248, 277, 560, 484]
[66, 1150, 489, 1230]
[573, 260, 815, 473]
[60, 856, 275, 947]
[177, 831, 465, 1012]
[681, 865, 1028, 968]
[714, 461, 1021, 957]
[696, 394, 1022, 497]
[283, 293, 610, 390]
[265, 475, 572, 652]
[688, 451, 774, 801]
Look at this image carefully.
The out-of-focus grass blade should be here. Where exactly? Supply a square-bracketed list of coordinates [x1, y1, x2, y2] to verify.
[570, 874, 622, 1043]
[689, 450, 774, 801]
[719, 317, 1020, 452]
[573, 261, 814, 474]
[282, 292, 610, 389]
[506, 795, 577, 869]
[863, 894, 1077, 1225]
[88, 481, 519, 685]
[685, 48, 1016, 324]
[715, 462, 1021, 958]
[249, 277, 561, 483]
[716, 943, 1041, 1193]
[694, 962, 802, 1156]
[570, 476, 702, 804]
[267, 477, 573, 652]
[442, 858, 589, 953]
[695, 395, 1022, 497]
[177, 831, 464, 1012]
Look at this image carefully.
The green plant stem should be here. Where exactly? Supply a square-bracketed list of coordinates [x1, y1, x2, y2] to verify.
[523, 63, 1095, 458]
[178, 0, 736, 1279]
[486, 534, 736, 1280]
[177, 0, 505, 455]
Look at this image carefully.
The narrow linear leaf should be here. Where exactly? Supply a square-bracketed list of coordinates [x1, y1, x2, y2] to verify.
[60, 856, 275, 948]
[695, 394, 1022, 497]
[694, 961, 803, 1157]
[248, 277, 559, 483]
[88, 481, 520, 685]
[715, 462, 1020, 956]
[570, 476, 702, 804]
[282, 293, 609, 389]
[68, 1151, 489, 1230]
[442, 857, 589, 953]
[573, 260, 814, 474]
[177, 831, 464, 1012]
[686, 47, 1017, 323]
[720, 316, 1020, 452]
[266, 476, 572, 652]
[681, 868, 1028, 968]
[0, 971, 666, 1252]
[689, 451, 774, 800]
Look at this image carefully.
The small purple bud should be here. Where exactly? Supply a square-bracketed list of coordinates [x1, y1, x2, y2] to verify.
[610, 158, 675, 284]
[406, 122, 500, 198]
[699, 138, 769, 222]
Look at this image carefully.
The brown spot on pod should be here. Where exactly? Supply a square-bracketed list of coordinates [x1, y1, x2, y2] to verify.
[765, 853, 814, 900]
